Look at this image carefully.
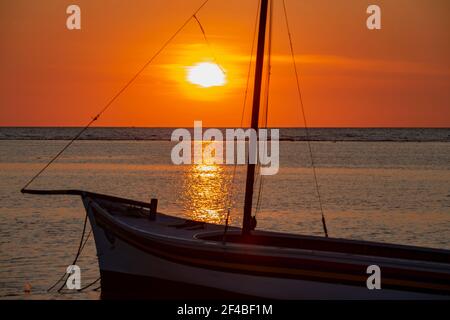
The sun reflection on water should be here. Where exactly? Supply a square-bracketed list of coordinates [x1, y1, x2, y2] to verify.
[180, 142, 233, 224]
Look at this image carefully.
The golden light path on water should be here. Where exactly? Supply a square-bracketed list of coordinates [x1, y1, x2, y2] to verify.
[180, 142, 234, 224]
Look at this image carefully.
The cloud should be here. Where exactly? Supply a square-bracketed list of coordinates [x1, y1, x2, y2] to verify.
[153, 43, 450, 78]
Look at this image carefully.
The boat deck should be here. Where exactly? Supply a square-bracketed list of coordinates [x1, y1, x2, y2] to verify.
[91, 196, 450, 271]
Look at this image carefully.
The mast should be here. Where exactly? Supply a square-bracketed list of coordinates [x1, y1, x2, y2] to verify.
[242, 0, 269, 236]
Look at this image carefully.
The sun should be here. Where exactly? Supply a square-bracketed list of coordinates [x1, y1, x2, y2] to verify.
[187, 62, 226, 88]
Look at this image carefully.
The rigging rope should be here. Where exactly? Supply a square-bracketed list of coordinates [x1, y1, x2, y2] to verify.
[21, 0, 211, 191]
[282, 0, 329, 237]
[193, 14, 226, 75]
[47, 211, 91, 292]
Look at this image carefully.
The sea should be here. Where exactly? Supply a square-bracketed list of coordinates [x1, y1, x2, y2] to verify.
[0, 127, 449, 299]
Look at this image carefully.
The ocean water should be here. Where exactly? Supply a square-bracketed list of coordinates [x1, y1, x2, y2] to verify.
[0, 128, 449, 299]
[1, 127, 449, 142]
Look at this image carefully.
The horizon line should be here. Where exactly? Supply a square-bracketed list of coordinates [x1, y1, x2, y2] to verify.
[1, 126, 449, 129]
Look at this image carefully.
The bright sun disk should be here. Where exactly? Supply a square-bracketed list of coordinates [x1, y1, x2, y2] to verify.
[187, 62, 226, 88]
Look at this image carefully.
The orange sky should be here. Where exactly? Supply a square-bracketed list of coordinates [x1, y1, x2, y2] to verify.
[0, 0, 449, 127]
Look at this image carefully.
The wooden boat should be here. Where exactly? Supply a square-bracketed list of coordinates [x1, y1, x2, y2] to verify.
[22, 0, 450, 299]
[22, 189, 450, 299]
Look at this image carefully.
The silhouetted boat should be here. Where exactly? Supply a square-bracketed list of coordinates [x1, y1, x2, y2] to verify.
[22, 0, 450, 299]
[22, 188, 450, 299]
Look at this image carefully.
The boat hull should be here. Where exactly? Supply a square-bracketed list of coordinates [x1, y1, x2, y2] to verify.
[82, 196, 450, 300]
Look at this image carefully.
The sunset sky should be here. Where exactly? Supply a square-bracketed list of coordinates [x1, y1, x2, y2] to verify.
[0, 0, 449, 127]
